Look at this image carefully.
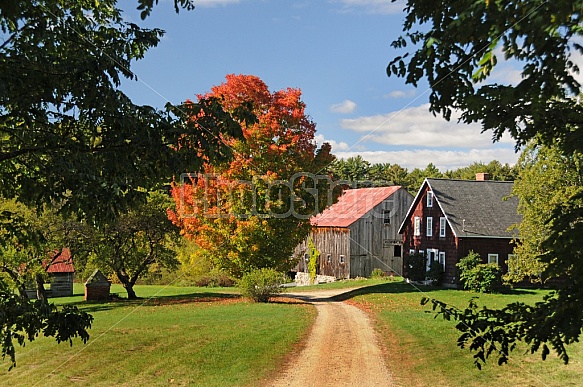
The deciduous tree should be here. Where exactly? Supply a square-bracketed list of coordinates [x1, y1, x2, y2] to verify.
[389, 0, 583, 367]
[169, 75, 335, 277]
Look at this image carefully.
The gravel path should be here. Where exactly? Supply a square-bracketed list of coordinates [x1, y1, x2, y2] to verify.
[267, 288, 394, 387]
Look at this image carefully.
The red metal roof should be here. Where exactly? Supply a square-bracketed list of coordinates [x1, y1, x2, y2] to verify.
[46, 248, 75, 273]
[311, 186, 401, 228]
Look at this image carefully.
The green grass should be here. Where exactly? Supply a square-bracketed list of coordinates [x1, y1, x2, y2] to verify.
[2, 284, 315, 386]
[345, 280, 583, 387]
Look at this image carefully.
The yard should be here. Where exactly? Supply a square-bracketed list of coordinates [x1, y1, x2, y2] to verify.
[1, 284, 315, 386]
[2, 281, 582, 386]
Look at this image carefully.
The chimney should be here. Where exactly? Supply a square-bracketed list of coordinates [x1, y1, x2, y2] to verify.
[476, 172, 490, 181]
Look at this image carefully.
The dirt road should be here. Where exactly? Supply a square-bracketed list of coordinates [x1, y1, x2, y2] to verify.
[268, 288, 394, 387]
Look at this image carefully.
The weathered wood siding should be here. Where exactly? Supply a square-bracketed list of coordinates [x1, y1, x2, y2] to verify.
[49, 273, 74, 297]
[349, 187, 413, 277]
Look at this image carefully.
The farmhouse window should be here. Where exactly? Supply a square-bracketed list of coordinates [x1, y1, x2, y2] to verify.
[488, 254, 499, 264]
[439, 217, 446, 237]
[414, 217, 421, 236]
[339, 255, 345, 264]
[409, 249, 415, 256]
[326, 254, 331, 264]
[438, 252, 446, 270]
[427, 191, 433, 207]
[426, 217, 433, 237]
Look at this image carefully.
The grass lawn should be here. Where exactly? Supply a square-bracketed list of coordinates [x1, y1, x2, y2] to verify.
[1, 284, 316, 386]
[343, 280, 583, 387]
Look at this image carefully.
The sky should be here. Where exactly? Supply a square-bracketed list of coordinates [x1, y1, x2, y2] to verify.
[119, 0, 521, 171]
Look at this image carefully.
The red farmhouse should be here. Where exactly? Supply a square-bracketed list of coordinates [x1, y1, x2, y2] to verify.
[398, 174, 521, 286]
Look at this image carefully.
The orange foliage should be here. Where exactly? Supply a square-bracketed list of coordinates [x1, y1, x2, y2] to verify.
[169, 74, 335, 276]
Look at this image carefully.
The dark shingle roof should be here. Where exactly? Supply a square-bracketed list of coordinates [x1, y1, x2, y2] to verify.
[427, 178, 520, 238]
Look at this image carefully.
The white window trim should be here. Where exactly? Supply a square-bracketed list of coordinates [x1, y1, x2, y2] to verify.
[414, 217, 421, 236]
[439, 217, 446, 237]
[427, 191, 433, 207]
[438, 251, 446, 270]
[426, 248, 438, 271]
[426, 217, 433, 237]
[488, 253, 499, 265]
[339, 254, 345, 264]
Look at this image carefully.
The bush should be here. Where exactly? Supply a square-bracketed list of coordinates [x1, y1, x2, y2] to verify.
[457, 251, 502, 293]
[426, 260, 443, 286]
[371, 268, 386, 279]
[406, 253, 427, 281]
[193, 271, 236, 287]
[238, 268, 284, 302]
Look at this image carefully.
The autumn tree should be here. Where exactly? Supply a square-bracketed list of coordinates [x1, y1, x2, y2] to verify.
[169, 75, 335, 277]
[390, 0, 583, 367]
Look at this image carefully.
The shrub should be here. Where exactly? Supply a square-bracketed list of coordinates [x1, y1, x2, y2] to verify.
[406, 253, 427, 281]
[238, 268, 284, 302]
[307, 238, 319, 284]
[371, 268, 386, 279]
[194, 271, 236, 287]
[426, 260, 443, 286]
[457, 251, 502, 293]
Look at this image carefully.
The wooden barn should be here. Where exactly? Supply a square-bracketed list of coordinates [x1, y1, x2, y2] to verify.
[296, 186, 413, 278]
[398, 174, 521, 286]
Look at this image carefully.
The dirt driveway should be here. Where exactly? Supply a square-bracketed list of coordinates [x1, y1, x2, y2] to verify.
[268, 288, 394, 387]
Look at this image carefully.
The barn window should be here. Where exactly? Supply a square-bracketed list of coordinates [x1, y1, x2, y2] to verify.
[414, 217, 421, 236]
[327, 254, 331, 264]
[409, 249, 415, 256]
[427, 191, 433, 207]
[439, 217, 446, 237]
[304, 254, 309, 262]
[383, 210, 390, 224]
[426, 217, 433, 237]
[394, 245, 402, 257]
[339, 255, 345, 264]
[488, 254, 499, 265]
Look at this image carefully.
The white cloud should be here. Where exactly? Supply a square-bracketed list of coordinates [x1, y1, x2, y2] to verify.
[314, 134, 350, 151]
[330, 99, 357, 114]
[194, 0, 240, 7]
[334, 0, 406, 14]
[334, 148, 519, 171]
[385, 90, 416, 99]
[340, 103, 515, 148]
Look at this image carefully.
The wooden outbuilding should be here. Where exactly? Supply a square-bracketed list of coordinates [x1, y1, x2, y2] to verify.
[296, 186, 414, 278]
[398, 174, 521, 286]
[45, 248, 75, 297]
[84, 269, 111, 301]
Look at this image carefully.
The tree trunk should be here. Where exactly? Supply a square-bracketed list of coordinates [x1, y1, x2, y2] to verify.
[35, 273, 48, 302]
[123, 283, 137, 299]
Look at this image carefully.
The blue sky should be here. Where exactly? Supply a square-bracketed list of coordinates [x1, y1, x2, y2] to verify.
[120, 0, 519, 171]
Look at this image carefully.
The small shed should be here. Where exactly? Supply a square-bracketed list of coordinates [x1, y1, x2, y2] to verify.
[46, 248, 75, 297]
[26, 248, 75, 299]
[84, 270, 111, 301]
